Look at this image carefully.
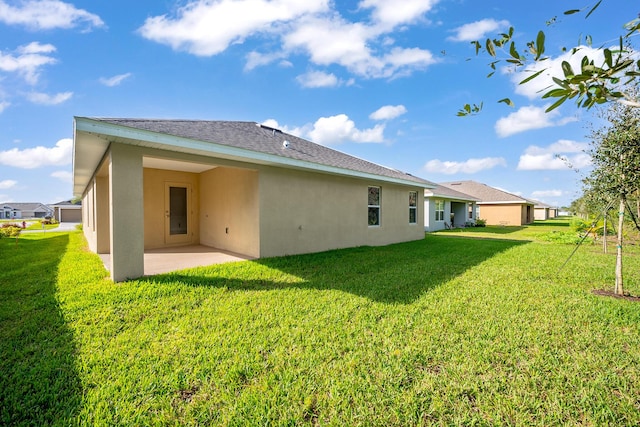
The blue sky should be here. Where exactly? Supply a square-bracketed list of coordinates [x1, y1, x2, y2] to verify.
[0, 0, 635, 207]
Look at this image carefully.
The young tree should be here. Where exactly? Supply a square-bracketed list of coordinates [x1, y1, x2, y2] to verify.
[459, 1, 640, 116]
[584, 101, 640, 294]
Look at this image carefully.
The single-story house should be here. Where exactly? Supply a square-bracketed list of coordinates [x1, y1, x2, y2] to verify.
[439, 180, 534, 226]
[0, 205, 20, 219]
[424, 184, 479, 231]
[530, 199, 557, 221]
[50, 200, 82, 222]
[73, 117, 435, 281]
[0, 202, 52, 219]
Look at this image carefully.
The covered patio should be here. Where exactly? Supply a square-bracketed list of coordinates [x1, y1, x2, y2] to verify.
[99, 245, 253, 277]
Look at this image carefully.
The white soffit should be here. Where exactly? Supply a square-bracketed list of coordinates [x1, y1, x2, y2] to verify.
[143, 157, 216, 173]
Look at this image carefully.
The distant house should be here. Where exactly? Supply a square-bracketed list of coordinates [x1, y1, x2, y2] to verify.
[0, 202, 52, 219]
[530, 199, 557, 221]
[0, 205, 19, 219]
[73, 117, 435, 281]
[50, 200, 82, 222]
[424, 184, 479, 231]
[440, 181, 534, 226]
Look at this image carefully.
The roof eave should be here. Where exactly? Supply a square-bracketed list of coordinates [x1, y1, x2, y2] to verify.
[73, 117, 433, 194]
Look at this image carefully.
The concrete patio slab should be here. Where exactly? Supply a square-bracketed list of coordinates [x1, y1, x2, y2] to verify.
[99, 245, 253, 277]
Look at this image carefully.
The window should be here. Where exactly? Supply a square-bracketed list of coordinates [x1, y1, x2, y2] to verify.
[468, 203, 474, 219]
[368, 186, 381, 226]
[435, 200, 444, 221]
[409, 191, 417, 224]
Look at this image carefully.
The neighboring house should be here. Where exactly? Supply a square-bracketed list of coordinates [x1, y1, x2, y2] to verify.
[0, 205, 20, 219]
[530, 199, 557, 221]
[50, 200, 82, 222]
[424, 184, 479, 231]
[439, 181, 534, 226]
[73, 117, 435, 281]
[0, 202, 52, 219]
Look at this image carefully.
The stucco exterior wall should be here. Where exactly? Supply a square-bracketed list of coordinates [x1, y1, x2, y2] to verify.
[143, 168, 200, 250]
[534, 207, 549, 221]
[258, 167, 424, 258]
[82, 179, 97, 253]
[424, 198, 449, 231]
[478, 204, 525, 226]
[199, 166, 259, 257]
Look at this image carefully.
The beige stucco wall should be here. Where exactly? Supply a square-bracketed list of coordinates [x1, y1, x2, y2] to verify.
[258, 167, 424, 258]
[478, 204, 525, 226]
[82, 179, 97, 252]
[199, 166, 259, 257]
[143, 168, 200, 250]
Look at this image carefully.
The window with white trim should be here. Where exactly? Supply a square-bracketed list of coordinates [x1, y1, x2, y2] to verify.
[409, 191, 417, 224]
[435, 200, 445, 221]
[368, 186, 381, 226]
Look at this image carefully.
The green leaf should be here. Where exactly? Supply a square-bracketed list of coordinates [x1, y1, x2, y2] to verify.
[604, 49, 613, 68]
[472, 41, 481, 55]
[546, 95, 569, 112]
[486, 38, 496, 57]
[561, 60, 575, 78]
[487, 71, 495, 78]
[564, 9, 581, 15]
[535, 31, 546, 60]
[509, 41, 519, 60]
[498, 98, 514, 107]
[519, 68, 546, 85]
[585, 0, 602, 19]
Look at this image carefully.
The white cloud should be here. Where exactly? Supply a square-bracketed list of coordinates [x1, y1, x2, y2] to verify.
[448, 18, 510, 42]
[494, 105, 576, 137]
[263, 115, 385, 145]
[0, 179, 17, 189]
[139, 0, 438, 80]
[0, 42, 57, 84]
[139, 0, 329, 56]
[531, 189, 563, 198]
[26, 91, 73, 105]
[0, 101, 10, 113]
[370, 104, 407, 120]
[308, 114, 385, 145]
[99, 73, 132, 87]
[517, 139, 592, 170]
[359, 0, 439, 30]
[0, 0, 104, 30]
[423, 157, 506, 174]
[296, 70, 339, 88]
[0, 138, 72, 169]
[51, 170, 72, 183]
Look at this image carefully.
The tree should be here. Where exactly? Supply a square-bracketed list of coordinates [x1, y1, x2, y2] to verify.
[583, 101, 640, 295]
[459, 1, 640, 116]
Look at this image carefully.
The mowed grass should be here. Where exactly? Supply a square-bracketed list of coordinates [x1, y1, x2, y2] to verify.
[2, 221, 640, 426]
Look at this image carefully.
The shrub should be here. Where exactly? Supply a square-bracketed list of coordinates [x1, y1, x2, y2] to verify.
[0, 223, 22, 238]
[475, 218, 487, 227]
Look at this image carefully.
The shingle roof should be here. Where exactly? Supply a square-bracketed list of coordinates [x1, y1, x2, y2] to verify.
[425, 183, 480, 201]
[0, 202, 51, 211]
[439, 180, 532, 204]
[86, 118, 434, 187]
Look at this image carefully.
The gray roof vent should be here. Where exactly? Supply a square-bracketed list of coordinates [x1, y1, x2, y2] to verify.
[259, 123, 282, 136]
[282, 140, 290, 149]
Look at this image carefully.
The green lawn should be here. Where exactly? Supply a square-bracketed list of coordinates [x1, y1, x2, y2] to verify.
[2, 221, 640, 425]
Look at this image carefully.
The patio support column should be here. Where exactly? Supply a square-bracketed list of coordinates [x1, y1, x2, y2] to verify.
[95, 175, 110, 254]
[108, 143, 144, 281]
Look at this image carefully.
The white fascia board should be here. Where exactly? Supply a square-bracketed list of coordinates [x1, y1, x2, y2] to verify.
[477, 200, 530, 205]
[75, 118, 432, 189]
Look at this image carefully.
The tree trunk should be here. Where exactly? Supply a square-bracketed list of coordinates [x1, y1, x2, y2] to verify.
[603, 212, 607, 254]
[615, 196, 625, 295]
